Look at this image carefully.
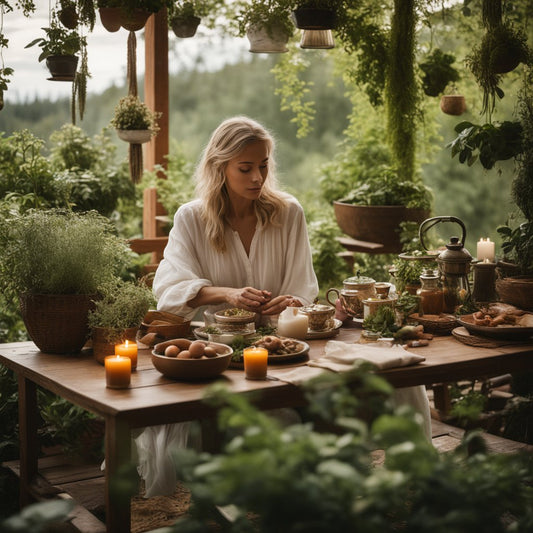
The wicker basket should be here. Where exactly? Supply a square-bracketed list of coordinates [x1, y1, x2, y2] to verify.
[496, 276, 533, 311]
[20, 293, 95, 354]
[408, 313, 458, 335]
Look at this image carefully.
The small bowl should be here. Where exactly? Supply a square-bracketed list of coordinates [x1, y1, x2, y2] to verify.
[207, 330, 257, 345]
[151, 341, 233, 380]
[141, 310, 191, 340]
[214, 308, 257, 325]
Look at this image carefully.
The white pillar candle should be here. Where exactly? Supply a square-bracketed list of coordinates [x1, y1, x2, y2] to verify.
[477, 238, 495, 262]
[276, 307, 309, 339]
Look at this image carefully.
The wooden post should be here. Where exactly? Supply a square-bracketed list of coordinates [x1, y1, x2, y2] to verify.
[143, 9, 169, 264]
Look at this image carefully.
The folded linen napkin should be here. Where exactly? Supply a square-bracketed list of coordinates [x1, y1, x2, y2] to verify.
[268, 340, 425, 385]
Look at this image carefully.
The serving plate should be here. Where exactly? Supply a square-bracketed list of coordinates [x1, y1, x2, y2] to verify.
[305, 319, 342, 340]
[457, 314, 533, 341]
[229, 339, 310, 369]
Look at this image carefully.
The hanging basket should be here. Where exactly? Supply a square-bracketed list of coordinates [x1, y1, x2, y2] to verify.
[58, 6, 78, 29]
[440, 94, 466, 116]
[171, 15, 201, 38]
[99, 7, 122, 32]
[20, 293, 96, 354]
[116, 129, 152, 144]
[92, 326, 138, 365]
[121, 8, 151, 31]
[292, 8, 337, 30]
[46, 55, 78, 81]
[246, 24, 290, 53]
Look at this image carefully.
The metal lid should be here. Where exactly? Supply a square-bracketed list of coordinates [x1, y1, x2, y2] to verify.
[437, 237, 473, 264]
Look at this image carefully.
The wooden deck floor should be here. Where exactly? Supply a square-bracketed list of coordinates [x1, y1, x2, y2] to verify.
[4, 419, 533, 533]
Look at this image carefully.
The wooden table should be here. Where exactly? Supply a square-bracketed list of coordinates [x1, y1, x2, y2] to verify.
[1, 326, 533, 533]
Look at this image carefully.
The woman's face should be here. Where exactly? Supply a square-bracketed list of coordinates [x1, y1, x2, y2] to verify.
[224, 140, 269, 204]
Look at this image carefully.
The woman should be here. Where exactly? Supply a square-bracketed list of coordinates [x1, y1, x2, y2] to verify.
[153, 116, 319, 320]
[138, 117, 318, 497]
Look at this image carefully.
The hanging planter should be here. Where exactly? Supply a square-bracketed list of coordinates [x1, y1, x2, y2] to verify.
[440, 94, 467, 116]
[300, 29, 334, 49]
[246, 23, 291, 53]
[121, 8, 151, 31]
[292, 7, 337, 30]
[58, 2, 79, 30]
[99, 7, 122, 32]
[45, 54, 78, 80]
[171, 14, 201, 38]
[116, 129, 152, 144]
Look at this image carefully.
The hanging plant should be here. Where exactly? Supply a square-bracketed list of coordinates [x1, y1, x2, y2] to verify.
[58, 0, 78, 29]
[0, 9, 13, 110]
[419, 48, 460, 97]
[111, 94, 160, 139]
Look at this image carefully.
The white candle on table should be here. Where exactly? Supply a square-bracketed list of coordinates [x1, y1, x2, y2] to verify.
[477, 238, 495, 262]
[276, 307, 309, 339]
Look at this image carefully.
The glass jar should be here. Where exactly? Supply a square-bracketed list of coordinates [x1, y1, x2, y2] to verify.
[417, 269, 444, 315]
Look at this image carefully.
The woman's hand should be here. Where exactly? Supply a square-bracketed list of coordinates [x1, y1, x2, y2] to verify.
[225, 287, 272, 311]
[260, 294, 302, 316]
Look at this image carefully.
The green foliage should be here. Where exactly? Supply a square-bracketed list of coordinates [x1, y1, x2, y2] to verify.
[25, 22, 83, 62]
[272, 46, 316, 138]
[88, 278, 154, 336]
[170, 365, 533, 532]
[497, 221, 533, 275]
[1, 500, 74, 532]
[49, 124, 134, 217]
[450, 386, 487, 428]
[235, 0, 294, 38]
[447, 120, 523, 170]
[0, 208, 131, 297]
[110, 95, 160, 133]
[391, 257, 426, 294]
[420, 48, 460, 97]
[362, 304, 398, 336]
[307, 215, 351, 288]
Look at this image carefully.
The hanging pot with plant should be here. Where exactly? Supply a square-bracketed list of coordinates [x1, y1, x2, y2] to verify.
[169, 1, 202, 38]
[292, 1, 338, 30]
[98, 6, 122, 32]
[440, 93, 467, 116]
[58, 0, 79, 29]
[419, 48, 460, 97]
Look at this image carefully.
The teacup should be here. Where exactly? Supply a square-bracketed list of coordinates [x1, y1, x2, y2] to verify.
[326, 288, 363, 318]
[299, 304, 335, 331]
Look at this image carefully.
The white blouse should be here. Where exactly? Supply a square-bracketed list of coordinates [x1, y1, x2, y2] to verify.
[153, 196, 319, 319]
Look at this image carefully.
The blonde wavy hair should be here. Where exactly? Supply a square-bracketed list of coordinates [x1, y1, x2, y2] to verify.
[195, 116, 289, 252]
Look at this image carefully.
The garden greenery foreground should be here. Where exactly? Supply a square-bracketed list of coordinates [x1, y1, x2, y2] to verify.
[2, 363, 533, 532]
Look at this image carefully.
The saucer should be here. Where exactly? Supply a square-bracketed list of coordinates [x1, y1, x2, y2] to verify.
[305, 319, 342, 340]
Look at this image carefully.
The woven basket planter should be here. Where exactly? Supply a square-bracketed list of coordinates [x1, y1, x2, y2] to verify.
[20, 293, 95, 354]
[495, 276, 533, 311]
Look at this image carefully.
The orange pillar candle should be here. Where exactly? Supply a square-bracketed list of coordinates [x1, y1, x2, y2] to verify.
[243, 347, 268, 380]
[105, 355, 131, 389]
[115, 340, 138, 370]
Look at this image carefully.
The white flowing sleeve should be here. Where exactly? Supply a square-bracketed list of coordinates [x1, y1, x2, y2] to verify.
[278, 200, 319, 305]
[152, 202, 212, 319]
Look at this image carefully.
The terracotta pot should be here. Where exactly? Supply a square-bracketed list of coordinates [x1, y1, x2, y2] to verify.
[171, 15, 201, 38]
[333, 201, 431, 254]
[246, 24, 290, 53]
[99, 7, 122, 32]
[292, 8, 337, 30]
[19, 293, 95, 354]
[440, 95, 466, 115]
[121, 8, 151, 31]
[45, 55, 78, 81]
[92, 326, 138, 365]
[116, 129, 152, 144]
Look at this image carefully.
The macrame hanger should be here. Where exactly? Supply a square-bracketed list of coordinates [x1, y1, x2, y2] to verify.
[127, 30, 142, 183]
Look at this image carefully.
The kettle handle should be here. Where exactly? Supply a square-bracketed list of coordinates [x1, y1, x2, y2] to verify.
[419, 216, 467, 251]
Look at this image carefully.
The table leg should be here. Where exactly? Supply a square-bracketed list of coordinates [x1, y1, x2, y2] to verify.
[17, 375, 38, 507]
[104, 416, 131, 533]
[433, 383, 452, 417]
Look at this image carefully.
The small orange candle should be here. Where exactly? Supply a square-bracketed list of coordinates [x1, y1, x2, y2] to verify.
[105, 355, 131, 389]
[243, 347, 268, 380]
[115, 340, 138, 370]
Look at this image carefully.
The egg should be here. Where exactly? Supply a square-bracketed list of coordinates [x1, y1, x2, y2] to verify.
[204, 346, 217, 358]
[189, 341, 206, 359]
[164, 345, 180, 358]
[177, 350, 192, 359]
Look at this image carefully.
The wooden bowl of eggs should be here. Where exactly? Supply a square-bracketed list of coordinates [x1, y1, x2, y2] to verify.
[151, 338, 233, 380]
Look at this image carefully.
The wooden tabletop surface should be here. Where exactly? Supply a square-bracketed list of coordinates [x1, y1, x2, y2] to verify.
[1, 325, 532, 427]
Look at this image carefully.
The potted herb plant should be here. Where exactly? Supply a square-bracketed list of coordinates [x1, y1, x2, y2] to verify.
[25, 21, 84, 80]
[0, 209, 131, 354]
[88, 279, 155, 364]
[110, 94, 161, 144]
[238, 0, 294, 53]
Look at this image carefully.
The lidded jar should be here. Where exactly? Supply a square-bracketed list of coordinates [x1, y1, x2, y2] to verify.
[416, 269, 444, 316]
[326, 275, 376, 319]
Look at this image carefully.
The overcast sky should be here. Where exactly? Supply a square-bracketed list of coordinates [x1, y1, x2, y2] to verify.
[1, 5, 249, 102]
